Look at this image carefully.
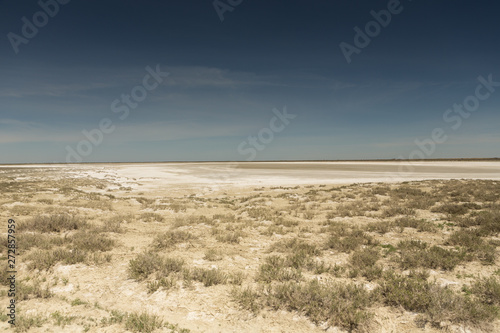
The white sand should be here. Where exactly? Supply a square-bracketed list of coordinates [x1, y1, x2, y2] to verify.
[4, 161, 500, 190]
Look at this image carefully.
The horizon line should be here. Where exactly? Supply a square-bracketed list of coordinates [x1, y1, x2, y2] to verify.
[1, 157, 500, 166]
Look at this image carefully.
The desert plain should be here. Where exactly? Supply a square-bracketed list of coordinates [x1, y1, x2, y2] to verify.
[2, 161, 500, 332]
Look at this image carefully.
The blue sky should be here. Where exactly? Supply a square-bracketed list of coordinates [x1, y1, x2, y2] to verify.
[1, 0, 499, 163]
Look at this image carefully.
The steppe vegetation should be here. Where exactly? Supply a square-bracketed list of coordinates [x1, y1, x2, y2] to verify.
[1, 166, 500, 332]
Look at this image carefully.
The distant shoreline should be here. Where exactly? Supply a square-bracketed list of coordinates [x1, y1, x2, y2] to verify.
[1, 157, 499, 166]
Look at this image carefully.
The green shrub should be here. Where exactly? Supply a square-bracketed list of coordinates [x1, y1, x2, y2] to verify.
[335, 200, 377, 217]
[394, 217, 436, 232]
[213, 229, 245, 244]
[323, 221, 349, 236]
[266, 280, 373, 331]
[446, 229, 496, 264]
[425, 246, 464, 270]
[365, 221, 393, 234]
[406, 196, 435, 210]
[381, 206, 416, 218]
[204, 249, 223, 261]
[231, 287, 261, 313]
[446, 229, 481, 248]
[19, 214, 88, 233]
[256, 256, 302, 283]
[396, 240, 463, 271]
[390, 186, 426, 199]
[140, 212, 164, 222]
[350, 247, 379, 268]
[159, 257, 185, 277]
[101, 310, 126, 325]
[51, 311, 76, 327]
[229, 271, 245, 285]
[17, 279, 52, 301]
[432, 203, 470, 215]
[125, 312, 163, 333]
[477, 211, 500, 235]
[38, 198, 54, 205]
[27, 249, 86, 270]
[152, 230, 194, 249]
[71, 298, 87, 306]
[147, 277, 177, 294]
[349, 248, 382, 280]
[269, 238, 320, 256]
[212, 214, 236, 223]
[70, 231, 115, 252]
[173, 215, 212, 227]
[17, 233, 66, 251]
[128, 252, 184, 281]
[273, 217, 299, 227]
[246, 207, 276, 220]
[188, 267, 228, 287]
[470, 276, 500, 305]
[14, 314, 46, 332]
[371, 186, 390, 196]
[326, 229, 377, 253]
[379, 271, 432, 312]
[379, 271, 499, 327]
[129, 252, 165, 280]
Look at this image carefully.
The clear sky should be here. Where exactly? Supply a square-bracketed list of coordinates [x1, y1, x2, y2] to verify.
[1, 0, 499, 163]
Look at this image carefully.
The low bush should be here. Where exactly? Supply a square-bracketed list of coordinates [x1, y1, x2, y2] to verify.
[379, 271, 498, 327]
[349, 248, 382, 280]
[16, 279, 52, 301]
[350, 247, 379, 268]
[326, 229, 377, 253]
[446, 229, 496, 264]
[256, 255, 302, 283]
[17, 233, 66, 251]
[173, 215, 212, 227]
[14, 314, 46, 332]
[431, 203, 470, 215]
[140, 212, 164, 223]
[189, 268, 228, 287]
[26, 248, 87, 270]
[204, 248, 223, 261]
[231, 287, 261, 314]
[273, 217, 299, 227]
[124, 312, 163, 333]
[470, 276, 500, 305]
[70, 231, 115, 252]
[397, 240, 463, 271]
[266, 280, 373, 331]
[365, 221, 393, 234]
[394, 217, 437, 232]
[269, 238, 320, 256]
[19, 214, 88, 233]
[152, 230, 195, 249]
[381, 206, 416, 218]
[213, 229, 245, 244]
[129, 252, 184, 281]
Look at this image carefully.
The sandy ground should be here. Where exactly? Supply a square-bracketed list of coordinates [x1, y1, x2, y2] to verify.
[2, 161, 500, 332]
